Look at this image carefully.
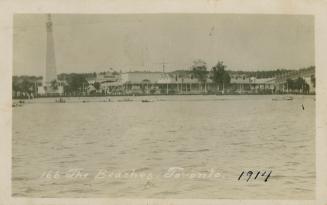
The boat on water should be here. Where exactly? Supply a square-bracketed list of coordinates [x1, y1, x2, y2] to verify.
[118, 98, 133, 102]
[272, 96, 293, 101]
[55, 98, 66, 103]
[12, 102, 23, 107]
[141, 99, 153, 103]
[12, 100, 25, 107]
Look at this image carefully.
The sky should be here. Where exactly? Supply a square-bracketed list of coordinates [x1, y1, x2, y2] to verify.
[13, 14, 314, 76]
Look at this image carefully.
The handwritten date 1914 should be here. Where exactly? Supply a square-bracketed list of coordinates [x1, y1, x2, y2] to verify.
[238, 170, 272, 182]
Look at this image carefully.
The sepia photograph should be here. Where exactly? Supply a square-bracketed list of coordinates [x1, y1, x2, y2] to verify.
[11, 13, 316, 199]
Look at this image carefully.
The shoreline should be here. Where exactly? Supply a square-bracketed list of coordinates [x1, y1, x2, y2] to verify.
[12, 94, 315, 106]
[12, 92, 315, 100]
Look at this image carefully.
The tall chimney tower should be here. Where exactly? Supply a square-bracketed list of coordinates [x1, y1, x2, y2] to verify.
[44, 14, 57, 87]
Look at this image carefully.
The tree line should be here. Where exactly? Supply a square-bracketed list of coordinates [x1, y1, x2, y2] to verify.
[190, 59, 230, 91]
[12, 73, 92, 98]
[286, 77, 310, 93]
[12, 76, 42, 97]
[12, 63, 315, 98]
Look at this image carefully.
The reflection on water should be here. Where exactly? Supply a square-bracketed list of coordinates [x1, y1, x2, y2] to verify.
[12, 95, 315, 199]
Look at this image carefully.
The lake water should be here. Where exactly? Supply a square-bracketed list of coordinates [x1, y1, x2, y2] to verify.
[12, 95, 315, 199]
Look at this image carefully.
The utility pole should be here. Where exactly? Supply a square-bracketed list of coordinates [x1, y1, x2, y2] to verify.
[162, 61, 165, 73]
[82, 83, 85, 96]
[34, 81, 37, 98]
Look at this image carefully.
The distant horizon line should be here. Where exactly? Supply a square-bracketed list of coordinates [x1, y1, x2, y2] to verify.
[13, 65, 315, 77]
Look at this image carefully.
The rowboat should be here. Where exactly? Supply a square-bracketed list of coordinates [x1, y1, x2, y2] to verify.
[272, 96, 293, 101]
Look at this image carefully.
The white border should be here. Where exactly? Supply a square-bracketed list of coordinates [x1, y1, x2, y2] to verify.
[1, 0, 326, 205]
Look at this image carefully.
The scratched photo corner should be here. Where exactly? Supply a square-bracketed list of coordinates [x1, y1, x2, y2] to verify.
[12, 13, 315, 199]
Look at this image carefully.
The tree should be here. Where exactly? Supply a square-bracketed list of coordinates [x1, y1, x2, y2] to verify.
[286, 77, 309, 93]
[191, 59, 208, 91]
[50, 79, 59, 90]
[21, 79, 34, 94]
[93, 82, 101, 90]
[12, 78, 36, 98]
[286, 78, 294, 90]
[12, 78, 20, 93]
[211, 61, 230, 91]
[295, 77, 309, 93]
[64, 74, 89, 95]
[310, 75, 315, 88]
